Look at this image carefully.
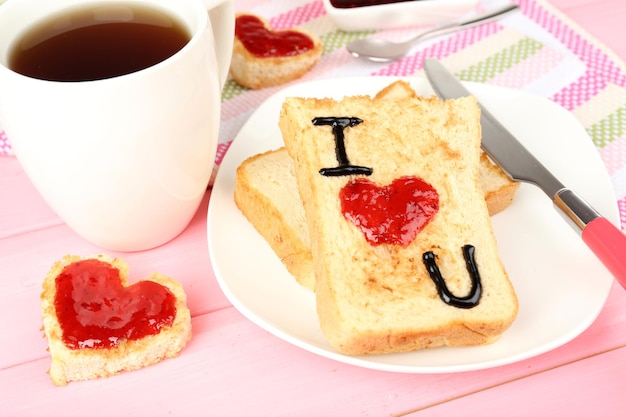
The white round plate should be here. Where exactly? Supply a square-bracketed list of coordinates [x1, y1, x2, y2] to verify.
[208, 77, 617, 373]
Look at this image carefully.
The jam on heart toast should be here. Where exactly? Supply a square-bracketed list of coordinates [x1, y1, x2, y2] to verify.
[40, 254, 191, 385]
[234, 80, 520, 291]
[279, 92, 518, 355]
[229, 13, 323, 89]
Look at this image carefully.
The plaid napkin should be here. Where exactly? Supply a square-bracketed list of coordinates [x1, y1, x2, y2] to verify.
[3, 0, 625, 229]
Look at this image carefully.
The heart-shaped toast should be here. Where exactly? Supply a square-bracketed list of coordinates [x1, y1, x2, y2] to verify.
[230, 13, 323, 89]
[340, 176, 439, 247]
[235, 14, 316, 58]
[40, 254, 191, 386]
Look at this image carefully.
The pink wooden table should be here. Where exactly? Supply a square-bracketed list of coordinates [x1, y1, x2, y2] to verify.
[2, 0, 626, 415]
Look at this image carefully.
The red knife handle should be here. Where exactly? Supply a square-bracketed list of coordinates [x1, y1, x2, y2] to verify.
[555, 189, 626, 289]
[582, 217, 626, 289]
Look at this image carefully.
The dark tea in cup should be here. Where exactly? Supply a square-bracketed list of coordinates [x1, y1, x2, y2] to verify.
[9, 3, 190, 82]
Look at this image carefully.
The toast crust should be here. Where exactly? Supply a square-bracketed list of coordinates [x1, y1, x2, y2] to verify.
[40, 254, 192, 385]
[480, 153, 519, 214]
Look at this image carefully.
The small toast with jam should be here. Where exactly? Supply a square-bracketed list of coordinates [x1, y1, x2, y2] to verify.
[230, 13, 323, 89]
[40, 254, 191, 385]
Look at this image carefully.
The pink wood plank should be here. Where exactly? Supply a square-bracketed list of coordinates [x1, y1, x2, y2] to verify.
[3, 179, 625, 413]
[0, 157, 62, 238]
[2, 308, 440, 417]
[408, 346, 626, 417]
[3, 174, 626, 373]
[2, 302, 626, 417]
[3, 1, 626, 416]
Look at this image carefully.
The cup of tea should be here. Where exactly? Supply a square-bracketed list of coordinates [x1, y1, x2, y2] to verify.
[0, 0, 234, 251]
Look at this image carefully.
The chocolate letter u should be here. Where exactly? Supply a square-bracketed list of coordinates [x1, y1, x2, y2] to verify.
[422, 245, 482, 308]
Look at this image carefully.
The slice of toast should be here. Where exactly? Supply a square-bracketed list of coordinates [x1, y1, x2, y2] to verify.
[280, 94, 518, 355]
[40, 254, 192, 385]
[235, 149, 315, 289]
[234, 81, 519, 291]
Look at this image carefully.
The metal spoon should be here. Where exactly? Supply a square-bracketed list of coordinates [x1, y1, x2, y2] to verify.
[347, 3, 520, 62]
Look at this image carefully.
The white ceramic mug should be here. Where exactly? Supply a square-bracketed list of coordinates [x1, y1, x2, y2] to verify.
[0, 0, 234, 251]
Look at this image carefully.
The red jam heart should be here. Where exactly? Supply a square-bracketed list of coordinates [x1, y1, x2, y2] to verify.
[235, 14, 315, 58]
[54, 259, 176, 349]
[340, 176, 439, 247]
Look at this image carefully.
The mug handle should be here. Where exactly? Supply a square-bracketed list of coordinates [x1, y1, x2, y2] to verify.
[203, 0, 234, 87]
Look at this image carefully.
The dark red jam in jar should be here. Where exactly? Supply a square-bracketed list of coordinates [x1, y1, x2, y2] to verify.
[235, 14, 315, 58]
[54, 259, 176, 349]
[330, 0, 420, 8]
[340, 176, 439, 247]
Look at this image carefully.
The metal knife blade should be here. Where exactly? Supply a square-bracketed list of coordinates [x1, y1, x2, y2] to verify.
[424, 59, 565, 197]
[423, 58, 626, 288]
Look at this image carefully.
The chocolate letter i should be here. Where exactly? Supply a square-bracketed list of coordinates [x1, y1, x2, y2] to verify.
[312, 117, 373, 177]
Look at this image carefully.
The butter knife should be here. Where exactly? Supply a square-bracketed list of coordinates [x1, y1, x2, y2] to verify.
[423, 58, 626, 289]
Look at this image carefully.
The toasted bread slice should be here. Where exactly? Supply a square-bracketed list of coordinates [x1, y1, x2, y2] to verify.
[40, 254, 192, 385]
[230, 13, 323, 89]
[280, 94, 518, 355]
[235, 148, 315, 289]
[234, 81, 519, 291]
